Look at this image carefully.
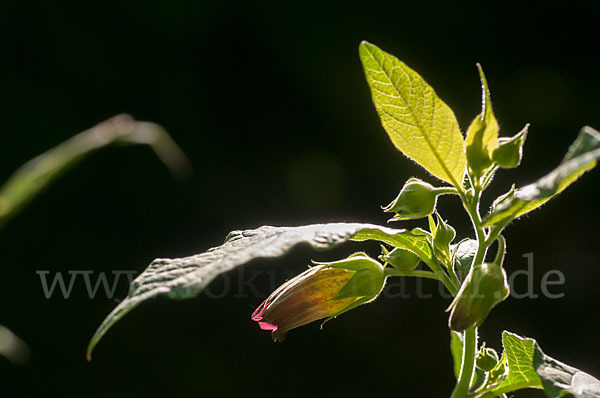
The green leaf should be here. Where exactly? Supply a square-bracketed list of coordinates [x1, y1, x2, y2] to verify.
[486, 331, 600, 397]
[492, 331, 544, 394]
[359, 41, 466, 187]
[450, 331, 464, 379]
[465, 64, 499, 177]
[87, 222, 407, 360]
[484, 126, 600, 228]
[452, 239, 478, 281]
[351, 227, 434, 265]
[0, 114, 191, 230]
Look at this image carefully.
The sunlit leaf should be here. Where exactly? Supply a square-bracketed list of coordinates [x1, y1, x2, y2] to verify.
[465, 64, 499, 177]
[486, 331, 600, 397]
[494, 331, 544, 394]
[359, 41, 466, 186]
[484, 126, 600, 227]
[352, 226, 434, 264]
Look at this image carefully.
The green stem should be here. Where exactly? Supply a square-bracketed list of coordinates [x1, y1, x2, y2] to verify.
[423, 257, 458, 296]
[480, 165, 498, 190]
[448, 264, 461, 287]
[383, 268, 440, 280]
[434, 186, 460, 195]
[451, 185, 489, 398]
[451, 326, 478, 398]
[492, 235, 506, 267]
[485, 221, 507, 247]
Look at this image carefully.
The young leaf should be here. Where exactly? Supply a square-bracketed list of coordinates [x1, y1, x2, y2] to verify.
[465, 64, 499, 178]
[87, 222, 408, 360]
[359, 41, 466, 187]
[452, 239, 478, 281]
[486, 332, 600, 397]
[484, 126, 600, 228]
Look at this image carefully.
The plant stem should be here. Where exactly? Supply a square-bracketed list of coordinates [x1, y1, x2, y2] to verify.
[492, 235, 506, 266]
[383, 268, 440, 280]
[435, 186, 460, 195]
[451, 326, 478, 398]
[423, 257, 459, 296]
[451, 184, 489, 398]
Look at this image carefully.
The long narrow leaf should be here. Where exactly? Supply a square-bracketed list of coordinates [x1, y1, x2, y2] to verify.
[0, 114, 190, 229]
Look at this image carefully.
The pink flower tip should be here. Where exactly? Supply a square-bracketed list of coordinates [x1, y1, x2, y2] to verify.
[257, 322, 278, 331]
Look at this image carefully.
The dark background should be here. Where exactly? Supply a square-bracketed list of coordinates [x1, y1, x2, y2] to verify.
[1, 2, 599, 397]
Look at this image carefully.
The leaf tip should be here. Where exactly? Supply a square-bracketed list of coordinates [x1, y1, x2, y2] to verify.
[358, 40, 374, 57]
[86, 342, 94, 362]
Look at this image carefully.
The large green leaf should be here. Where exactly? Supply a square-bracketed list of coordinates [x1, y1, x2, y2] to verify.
[484, 331, 600, 397]
[87, 222, 409, 360]
[359, 41, 466, 186]
[0, 114, 190, 229]
[484, 126, 600, 227]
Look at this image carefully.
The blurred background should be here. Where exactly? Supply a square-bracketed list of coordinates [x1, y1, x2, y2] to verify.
[1, 2, 599, 396]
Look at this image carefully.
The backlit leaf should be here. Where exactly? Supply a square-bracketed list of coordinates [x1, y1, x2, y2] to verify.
[360, 41, 466, 186]
[484, 126, 600, 227]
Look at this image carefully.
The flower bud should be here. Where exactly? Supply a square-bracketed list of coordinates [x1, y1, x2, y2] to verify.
[430, 213, 456, 267]
[448, 262, 509, 331]
[492, 124, 528, 168]
[380, 247, 420, 271]
[251, 253, 385, 342]
[383, 178, 440, 221]
[488, 354, 508, 384]
[476, 343, 500, 372]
